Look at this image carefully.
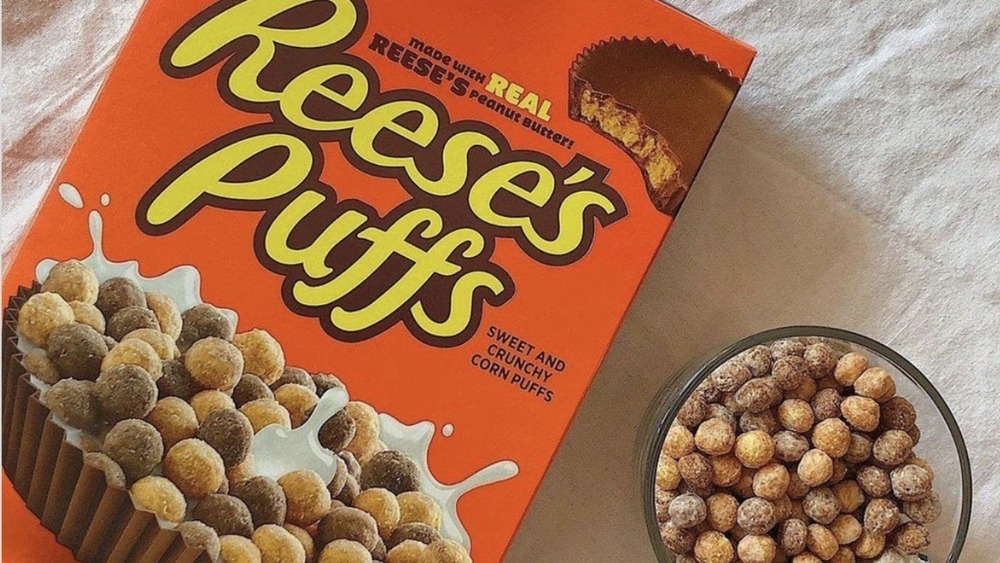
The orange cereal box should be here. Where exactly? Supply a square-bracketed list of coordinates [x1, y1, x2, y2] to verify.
[1, 0, 754, 561]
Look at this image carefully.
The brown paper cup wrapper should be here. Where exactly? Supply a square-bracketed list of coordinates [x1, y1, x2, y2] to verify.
[2, 286, 213, 562]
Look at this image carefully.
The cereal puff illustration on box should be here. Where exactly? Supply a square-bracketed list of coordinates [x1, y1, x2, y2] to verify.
[1, 0, 753, 561]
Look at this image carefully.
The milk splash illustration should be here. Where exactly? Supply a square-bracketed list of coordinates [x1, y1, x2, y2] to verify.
[251, 388, 350, 484]
[57, 183, 84, 209]
[36, 184, 235, 323]
[25, 184, 521, 549]
[379, 414, 519, 547]
[251, 388, 520, 548]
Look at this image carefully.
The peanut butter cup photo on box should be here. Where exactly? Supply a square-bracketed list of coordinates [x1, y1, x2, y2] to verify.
[2, 0, 996, 562]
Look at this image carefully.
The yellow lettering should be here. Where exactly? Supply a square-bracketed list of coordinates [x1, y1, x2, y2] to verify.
[285, 207, 501, 336]
[145, 132, 311, 226]
[350, 100, 439, 171]
[411, 271, 506, 338]
[292, 209, 449, 307]
[330, 224, 490, 333]
[264, 191, 368, 278]
[537, 99, 552, 121]
[504, 83, 524, 105]
[280, 64, 370, 131]
[410, 131, 501, 197]
[469, 162, 618, 257]
[538, 191, 618, 256]
[151, 0, 624, 344]
[485, 73, 508, 96]
[170, 0, 359, 103]
[469, 161, 555, 227]
[518, 92, 539, 115]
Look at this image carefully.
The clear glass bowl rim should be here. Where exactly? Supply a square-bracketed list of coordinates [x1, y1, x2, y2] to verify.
[638, 325, 972, 563]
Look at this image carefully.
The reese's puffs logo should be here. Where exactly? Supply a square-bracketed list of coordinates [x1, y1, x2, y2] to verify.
[137, 0, 627, 347]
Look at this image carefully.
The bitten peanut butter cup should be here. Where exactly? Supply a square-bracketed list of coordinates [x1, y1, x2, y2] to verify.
[570, 38, 741, 215]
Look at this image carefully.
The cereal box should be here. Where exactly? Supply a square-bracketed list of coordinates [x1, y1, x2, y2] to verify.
[1, 0, 754, 560]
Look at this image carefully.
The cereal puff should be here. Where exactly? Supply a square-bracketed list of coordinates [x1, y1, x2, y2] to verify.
[198, 408, 253, 467]
[279, 469, 333, 527]
[191, 390, 237, 424]
[386, 540, 427, 563]
[101, 338, 163, 381]
[47, 323, 108, 380]
[177, 521, 222, 562]
[318, 507, 380, 553]
[344, 401, 381, 461]
[95, 364, 158, 422]
[18, 292, 74, 346]
[424, 539, 471, 563]
[42, 260, 99, 304]
[96, 277, 146, 318]
[313, 372, 344, 396]
[185, 337, 244, 391]
[103, 419, 164, 483]
[272, 366, 317, 393]
[219, 535, 263, 563]
[319, 410, 357, 453]
[146, 397, 199, 449]
[737, 535, 776, 563]
[274, 383, 319, 428]
[319, 540, 372, 563]
[397, 491, 442, 531]
[233, 329, 285, 385]
[107, 306, 160, 341]
[233, 373, 274, 407]
[45, 379, 100, 431]
[145, 291, 182, 339]
[123, 328, 179, 361]
[387, 523, 441, 550]
[158, 359, 200, 400]
[68, 301, 106, 334]
[83, 452, 127, 488]
[178, 304, 235, 351]
[23, 351, 62, 384]
[283, 524, 315, 563]
[232, 476, 288, 528]
[361, 451, 421, 495]
[734, 431, 774, 469]
[240, 399, 292, 433]
[354, 488, 402, 539]
[693, 531, 734, 563]
[132, 476, 187, 523]
[668, 493, 707, 529]
[163, 438, 226, 498]
[193, 494, 255, 537]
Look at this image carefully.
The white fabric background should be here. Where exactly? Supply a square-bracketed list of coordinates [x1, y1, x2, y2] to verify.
[2, 1, 998, 561]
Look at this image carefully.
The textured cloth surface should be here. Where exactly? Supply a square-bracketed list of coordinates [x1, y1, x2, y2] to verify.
[2, 1, 998, 561]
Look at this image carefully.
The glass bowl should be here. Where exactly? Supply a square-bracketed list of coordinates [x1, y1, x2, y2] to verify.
[637, 326, 971, 562]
